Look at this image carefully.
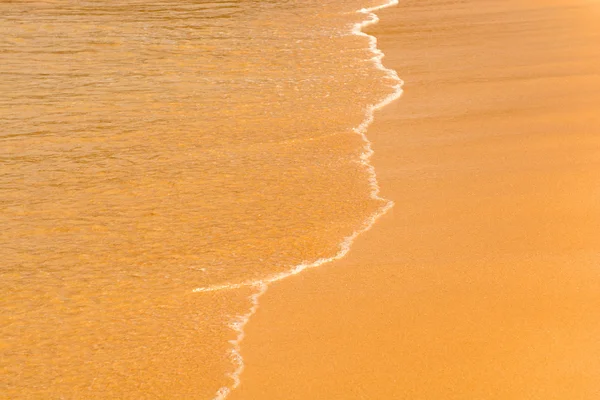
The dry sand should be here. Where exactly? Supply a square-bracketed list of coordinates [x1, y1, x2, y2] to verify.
[228, 1, 600, 399]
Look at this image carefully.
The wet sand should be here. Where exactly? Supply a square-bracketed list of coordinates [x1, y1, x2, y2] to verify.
[229, 1, 600, 399]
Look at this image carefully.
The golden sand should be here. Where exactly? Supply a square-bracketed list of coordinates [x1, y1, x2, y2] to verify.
[229, 1, 600, 399]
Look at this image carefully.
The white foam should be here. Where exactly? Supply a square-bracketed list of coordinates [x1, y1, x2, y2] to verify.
[211, 283, 267, 400]
[206, 1, 403, 398]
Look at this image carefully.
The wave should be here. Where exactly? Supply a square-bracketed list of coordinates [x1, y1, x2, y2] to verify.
[202, 1, 404, 398]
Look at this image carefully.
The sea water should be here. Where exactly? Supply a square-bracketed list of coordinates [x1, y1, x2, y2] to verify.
[0, 0, 400, 397]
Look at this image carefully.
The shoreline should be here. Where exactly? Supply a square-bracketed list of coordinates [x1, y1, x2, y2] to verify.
[228, 0, 600, 399]
[209, 2, 403, 398]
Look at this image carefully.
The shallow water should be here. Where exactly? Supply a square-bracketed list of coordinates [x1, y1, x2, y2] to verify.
[1, 0, 398, 397]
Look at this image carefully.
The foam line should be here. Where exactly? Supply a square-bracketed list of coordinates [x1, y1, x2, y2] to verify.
[211, 283, 267, 400]
[206, 1, 403, 398]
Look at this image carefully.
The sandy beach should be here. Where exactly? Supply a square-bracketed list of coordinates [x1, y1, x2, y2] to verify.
[229, 1, 600, 399]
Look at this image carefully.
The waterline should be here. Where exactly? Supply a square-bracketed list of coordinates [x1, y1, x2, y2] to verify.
[204, 1, 403, 398]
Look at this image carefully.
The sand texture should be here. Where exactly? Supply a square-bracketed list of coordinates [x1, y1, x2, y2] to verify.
[228, 1, 600, 399]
